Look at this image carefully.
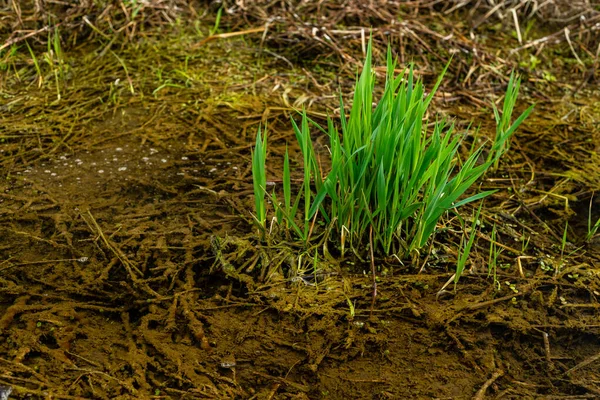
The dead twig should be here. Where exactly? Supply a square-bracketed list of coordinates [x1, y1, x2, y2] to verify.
[473, 369, 504, 400]
[0, 25, 56, 52]
[192, 27, 266, 48]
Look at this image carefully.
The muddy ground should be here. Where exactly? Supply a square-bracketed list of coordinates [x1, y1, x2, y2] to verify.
[1, 1, 600, 399]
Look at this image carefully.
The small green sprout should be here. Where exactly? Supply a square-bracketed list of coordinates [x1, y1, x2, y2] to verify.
[455, 202, 483, 286]
[251, 126, 267, 232]
[505, 281, 519, 294]
[489, 72, 535, 169]
[209, 6, 223, 36]
[488, 223, 503, 290]
[586, 195, 600, 242]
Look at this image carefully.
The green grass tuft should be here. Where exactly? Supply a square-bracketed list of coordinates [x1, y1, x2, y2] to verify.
[252, 38, 532, 260]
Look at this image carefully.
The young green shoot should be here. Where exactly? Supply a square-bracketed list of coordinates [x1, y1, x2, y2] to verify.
[488, 223, 503, 290]
[0, 45, 18, 73]
[43, 26, 65, 101]
[489, 73, 534, 169]
[25, 42, 43, 87]
[587, 218, 600, 242]
[52, 27, 64, 81]
[521, 230, 530, 253]
[251, 126, 267, 233]
[586, 196, 600, 242]
[209, 6, 223, 36]
[110, 50, 135, 94]
[561, 221, 568, 258]
[455, 202, 482, 286]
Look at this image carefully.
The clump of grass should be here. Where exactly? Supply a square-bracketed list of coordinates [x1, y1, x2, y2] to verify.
[253, 39, 532, 260]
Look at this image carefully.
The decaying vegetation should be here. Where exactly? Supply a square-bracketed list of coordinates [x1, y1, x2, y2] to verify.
[1, 1, 599, 398]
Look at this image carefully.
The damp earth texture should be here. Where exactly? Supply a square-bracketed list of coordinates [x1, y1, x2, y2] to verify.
[1, 2, 600, 399]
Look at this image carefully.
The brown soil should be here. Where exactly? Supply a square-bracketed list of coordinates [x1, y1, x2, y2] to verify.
[1, 2, 600, 399]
